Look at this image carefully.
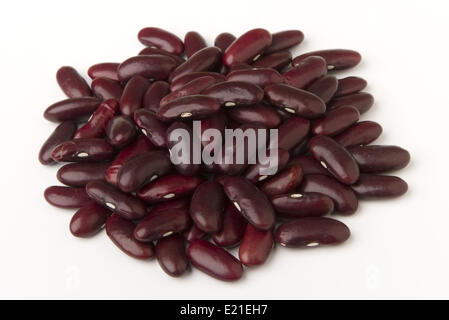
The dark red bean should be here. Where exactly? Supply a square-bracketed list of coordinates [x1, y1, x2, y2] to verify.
[347, 145, 411, 173]
[226, 68, 284, 88]
[73, 99, 119, 139]
[86, 181, 147, 220]
[265, 83, 326, 118]
[276, 217, 350, 247]
[57, 162, 109, 187]
[105, 116, 136, 148]
[105, 136, 154, 185]
[44, 97, 101, 123]
[138, 27, 184, 55]
[239, 224, 273, 266]
[223, 176, 275, 230]
[134, 208, 191, 242]
[70, 202, 110, 237]
[183, 224, 208, 242]
[289, 138, 310, 156]
[52, 138, 114, 162]
[190, 181, 226, 233]
[143, 81, 170, 113]
[202, 81, 264, 107]
[265, 30, 304, 54]
[212, 202, 247, 247]
[306, 75, 338, 103]
[138, 174, 202, 204]
[227, 62, 253, 72]
[328, 92, 374, 114]
[133, 109, 168, 148]
[196, 110, 227, 148]
[184, 31, 207, 58]
[334, 76, 367, 97]
[105, 214, 154, 260]
[91, 78, 124, 101]
[117, 151, 171, 192]
[283, 56, 328, 89]
[352, 174, 408, 198]
[274, 116, 310, 151]
[300, 174, 358, 215]
[261, 163, 303, 197]
[288, 155, 331, 176]
[169, 47, 222, 82]
[244, 148, 290, 183]
[223, 28, 272, 67]
[118, 55, 177, 82]
[56, 66, 92, 98]
[119, 75, 151, 116]
[334, 121, 383, 147]
[157, 95, 221, 122]
[170, 72, 225, 91]
[139, 47, 185, 65]
[272, 192, 334, 219]
[309, 135, 360, 185]
[160, 76, 218, 106]
[156, 234, 189, 277]
[227, 103, 281, 128]
[39, 121, 77, 165]
[44, 186, 92, 208]
[166, 122, 200, 176]
[312, 106, 360, 136]
[292, 49, 362, 71]
[214, 32, 236, 52]
[88, 63, 120, 81]
[252, 50, 292, 70]
[187, 239, 243, 281]
[151, 197, 191, 214]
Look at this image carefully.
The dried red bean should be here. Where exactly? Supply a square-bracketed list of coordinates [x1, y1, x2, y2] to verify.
[187, 239, 243, 281]
[57, 162, 109, 187]
[196, 110, 227, 148]
[227, 62, 253, 72]
[44, 186, 92, 209]
[139, 47, 185, 65]
[106, 214, 154, 260]
[214, 32, 236, 52]
[51, 138, 114, 162]
[352, 174, 408, 198]
[212, 202, 247, 247]
[157, 95, 221, 122]
[160, 76, 218, 106]
[227, 103, 281, 128]
[252, 50, 292, 70]
[170, 72, 225, 91]
[169, 47, 222, 82]
[276, 217, 350, 247]
[347, 145, 411, 173]
[239, 224, 274, 266]
[166, 122, 200, 176]
[312, 106, 360, 136]
[118, 55, 177, 82]
[272, 192, 335, 219]
[56, 66, 92, 98]
[138, 27, 184, 55]
[143, 81, 170, 113]
[334, 121, 383, 147]
[328, 92, 374, 114]
[151, 197, 191, 214]
[283, 56, 328, 89]
[334, 76, 367, 97]
[184, 31, 207, 58]
[226, 68, 284, 88]
[264, 30, 303, 54]
[306, 75, 339, 103]
[133, 109, 168, 148]
[119, 75, 151, 116]
[183, 224, 208, 242]
[73, 99, 119, 139]
[105, 116, 136, 148]
[288, 155, 331, 176]
[39, 121, 77, 165]
[274, 116, 310, 151]
[44, 97, 101, 123]
[88, 63, 120, 81]
[261, 163, 303, 197]
[156, 234, 189, 277]
[202, 81, 264, 107]
[244, 148, 290, 183]
[70, 202, 110, 237]
[91, 77, 124, 101]
[293, 49, 362, 71]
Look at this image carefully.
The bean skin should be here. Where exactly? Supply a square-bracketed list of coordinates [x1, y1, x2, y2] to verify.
[184, 31, 207, 58]
[252, 50, 292, 70]
[187, 239, 244, 281]
[328, 92, 374, 114]
[334, 76, 367, 97]
[156, 234, 189, 277]
[119, 75, 151, 116]
[118, 55, 178, 82]
[86, 181, 148, 220]
[274, 116, 310, 151]
[202, 81, 264, 107]
[347, 145, 411, 173]
[134, 109, 168, 148]
[157, 95, 221, 122]
[351, 174, 408, 198]
[309, 135, 360, 185]
[264, 30, 304, 54]
[139, 47, 185, 66]
[169, 47, 222, 82]
[228, 103, 281, 128]
[276, 217, 350, 247]
[105, 214, 155, 260]
[91, 78, 124, 101]
[39, 121, 77, 165]
[244, 148, 290, 183]
[138, 27, 184, 55]
[239, 224, 274, 266]
[261, 163, 303, 197]
[170, 72, 225, 91]
[44, 186, 92, 209]
[57, 162, 110, 187]
[51, 138, 114, 162]
[105, 116, 136, 149]
[288, 155, 331, 176]
[212, 202, 247, 247]
[214, 32, 236, 52]
[70, 202, 110, 238]
[73, 99, 119, 139]
[56, 66, 92, 98]
[151, 197, 191, 214]
[226, 68, 284, 88]
[44, 97, 101, 123]
[184, 224, 209, 242]
[166, 122, 200, 176]
[271, 192, 335, 219]
[292, 49, 362, 71]
[143, 81, 170, 113]
[306, 75, 339, 103]
[160, 76, 218, 106]
[312, 106, 360, 136]
[283, 56, 328, 89]
[334, 121, 383, 147]
[88, 63, 120, 81]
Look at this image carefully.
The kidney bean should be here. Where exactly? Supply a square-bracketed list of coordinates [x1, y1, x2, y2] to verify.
[157, 95, 220, 122]
[73, 99, 119, 139]
[70, 202, 110, 237]
[184, 31, 207, 58]
[289, 138, 310, 156]
[334, 121, 382, 147]
[169, 47, 222, 82]
[57, 162, 109, 187]
[352, 174, 408, 198]
[252, 50, 292, 70]
[105, 214, 154, 260]
[273, 116, 310, 151]
[151, 197, 191, 214]
[133, 109, 167, 148]
[44, 97, 101, 123]
[309, 135, 360, 184]
[44, 186, 92, 208]
[170, 72, 225, 91]
[196, 110, 227, 148]
[202, 81, 264, 107]
[56, 66, 92, 98]
[265, 83, 326, 118]
[139, 47, 185, 65]
[223, 176, 275, 230]
[272, 192, 334, 219]
[91, 78, 124, 101]
[214, 32, 236, 52]
[261, 163, 303, 197]
[105, 116, 136, 148]
[288, 155, 331, 176]
[306, 75, 338, 103]
[226, 62, 253, 72]
[119, 75, 151, 116]
[212, 202, 247, 247]
[105, 136, 154, 185]
[86, 180, 147, 220]
[187, 239, 243, 281]
[300, 174, 358, 215]
[184, 224, 208, 242]
[283, 56, 328, 90]
[328, 92, 374, 114]
[138, 174, 202, 204]
[239, 224, 274, 266]
[134, 208, 191, 242]
[276, 217, 350, 247]
[226, 68, 284, 88]
[88, 63, 120, 81]
[347, 145, 411, 173]
[227, 103, 281, 128]
[312, 106, 360, 136]
[244, 148, 290, 183]
[39, 121, 77, 165]
[156, 234, 189, 277]
[138, 27, 184, 55]
[52, 138, 114, 162]
[266, 30, 303, 53]
[142, 81, 170, 113]
[160, 76, 218, 106]
[223, 28, 272, 66]
[292, 49, 362, 71]
[334, 76, 367, 97]
[118, 55, 177, 82]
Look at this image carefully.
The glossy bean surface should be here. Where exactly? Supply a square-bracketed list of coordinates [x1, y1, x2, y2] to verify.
[348, 145, 411, 173]
[138, 174, 202, 203]
[202, 81, 264, 107]
[39, 121, 77, 165]
[212, 202, 247, 247]
[288, 155, 330, 176]
[283, 56, 328, 89]
[138, 27, 184, 55]
[143, 81, 170, 113]
[261, 163, 303, 197]
[306, 75, 338, 103]
[44, 186, 92, 208]
[88, 63, 120, 81]
[157, 95, 221, 122]
[252, 50, 292, 70]
[265, 30, 304, 54]
[44, 97, 101, 122]
[227, 103, 281, 128]
[274, 116, 310, 151]
[214, 32, 236, 52]
[334, 121, 382, 147]
[271, 192, 334, 219]
[160, 76, 218, 106]
[51, 138, 114, 162]
[106, 116, 136, 148]
[119, 75, 151, 116]
[312, 106, 360, 136]
[293, 49, 362, 70]
[170, 72, 225, 91]
[56, 66, 92, 98]
[334, 76, 367, 97]
[73, 99, 119, 139]
[169, 47, 222, 82]
[239, 224, 274, 266]
[156, 234, 189, 277]
[328, 92, 374, 114]
[70, 202, 110, 237]
[139, 47, 185, 65]
[184, 31, 207, 58]
[91, 78, 124, 101]
[244, 148, 289, 183]
[352, 174, 408, 198]
[183, 224, 209, 242]
[134, 109, 168, 148]
[226, 68, 284, 88]
[57, 162, 109, 187]
[118, 55, 177, 81]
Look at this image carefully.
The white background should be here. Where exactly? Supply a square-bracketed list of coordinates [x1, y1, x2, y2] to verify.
[0, 0, 448, 299]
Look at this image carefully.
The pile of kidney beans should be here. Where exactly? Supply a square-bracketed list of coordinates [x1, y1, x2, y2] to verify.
[40, 27, 410, 281]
